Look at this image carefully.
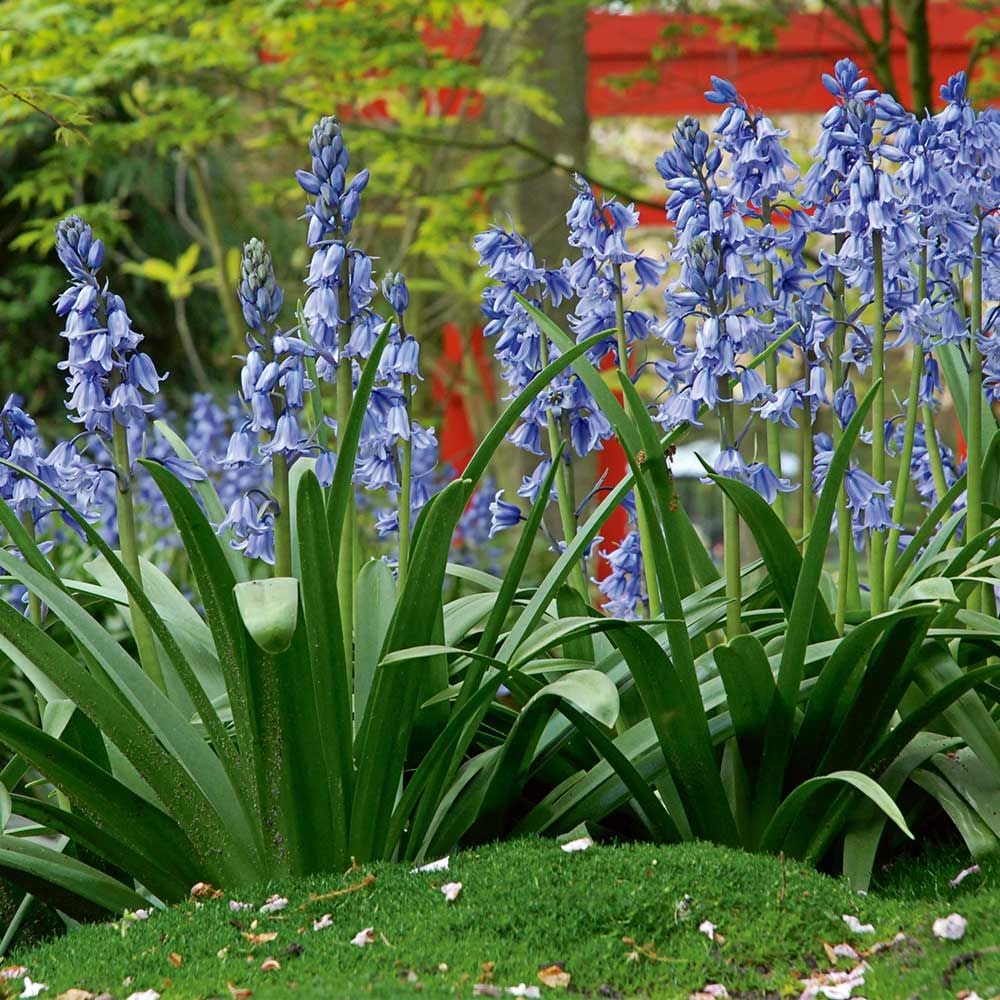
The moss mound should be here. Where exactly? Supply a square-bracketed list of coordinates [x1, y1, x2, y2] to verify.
[11, 839, 1000, 999]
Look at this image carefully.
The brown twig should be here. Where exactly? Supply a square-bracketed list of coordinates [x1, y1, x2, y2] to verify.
[299, 873, 376, 909]
[0, 82, 90, 143]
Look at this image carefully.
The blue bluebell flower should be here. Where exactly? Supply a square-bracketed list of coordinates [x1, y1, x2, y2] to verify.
[298, 117, 380, 384]
[488, 490, 523, 537]
[597, 531, 646, 619]
[55, 216, 164, 457]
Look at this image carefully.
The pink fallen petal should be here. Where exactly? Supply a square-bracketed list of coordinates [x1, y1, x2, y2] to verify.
[841, 914, 875, 934]
[932, 912, 967, 940]
[949, 864, 980, 888]
[440, 881, 463, 902]
[351, 926, 376, 947]
[797, 962, 869, 999]
[313, 913, 334, 932]
[228, 900, 252, 912]
[259, 894, 288, 914]
[831, 943, 859, 960]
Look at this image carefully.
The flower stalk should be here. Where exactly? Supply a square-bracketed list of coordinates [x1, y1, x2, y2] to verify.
[271, 451, 293, 578]
[830, 233, 853, 633]
[869, 229, 887, 616]
[336, 276, 355, 654]
[760, 197, 786, 525]
[966, 217, 984, 611]
[397, 374, 414, 585]
[884, 239, 928, 593]
[613, 262, 662, 619]
[537, 333, 588, 598]
[111, 421, 166, 693]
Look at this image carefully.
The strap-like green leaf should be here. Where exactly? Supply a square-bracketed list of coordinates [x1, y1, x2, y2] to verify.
[610, 624, 738, 844]
[153, 418, 248, 581]
[0, 713, 199, 892]
[760, 770, 913, 855]
[350, 479, 469, 861]
[750, 380, 879, 841]
[705, 468, 836, 641]
[0, 836, 148, 916]
[0, 559, 258, 882]
[296, 471, 351, 869]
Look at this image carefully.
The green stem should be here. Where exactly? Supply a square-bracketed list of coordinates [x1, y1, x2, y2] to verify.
[761, 197, 785, 524]
[20, 513, 42, 629]
[336, 280, 355, 659]
[800, 368, 813, 546]
[298, 302, 330, 452]
[869, 230, 887, 616]
[306, 356, 329, 448]
[831, 234, 851, 634]
[397, 374, 414, 585]
[271, 451, 293, 578]
[21, 513, 49, 733]
[538, 334, 588, 597]
[884, 239, 928, 592]
[921, 402, 951, 509]
[967, 219, 984, 611]
[111, 421, 166, 693]
[719, 396, 743, 637]
[612, 262, 662, 619]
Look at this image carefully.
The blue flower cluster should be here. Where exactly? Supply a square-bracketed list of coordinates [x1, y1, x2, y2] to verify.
[298, 116, 380, 383]
[219, 238, 313, 563]
[55, 216, 165, 462]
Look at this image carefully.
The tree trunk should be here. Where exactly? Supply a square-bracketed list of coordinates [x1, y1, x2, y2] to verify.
[479, 0, 590, 267]
[896, 0, 933, 112]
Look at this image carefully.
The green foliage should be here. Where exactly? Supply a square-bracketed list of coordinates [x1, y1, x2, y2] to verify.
[0, 0, 550, 407]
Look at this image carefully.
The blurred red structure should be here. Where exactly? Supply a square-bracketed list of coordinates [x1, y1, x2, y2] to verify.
[427, 3, 982, 566]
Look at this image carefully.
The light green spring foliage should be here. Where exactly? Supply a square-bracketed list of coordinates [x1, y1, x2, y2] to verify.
[13, 839, 1000, 999]
[0, 0, 550, 400]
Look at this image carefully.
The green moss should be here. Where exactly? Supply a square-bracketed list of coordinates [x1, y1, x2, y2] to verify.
[11, 839, 1000, 999]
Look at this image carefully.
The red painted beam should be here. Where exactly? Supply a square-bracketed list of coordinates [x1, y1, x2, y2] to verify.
[586, 4, 982, 116]
[427, 4, 984, 117]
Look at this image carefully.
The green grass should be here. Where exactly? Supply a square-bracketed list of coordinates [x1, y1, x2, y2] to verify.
[9, 838, 1000, 999]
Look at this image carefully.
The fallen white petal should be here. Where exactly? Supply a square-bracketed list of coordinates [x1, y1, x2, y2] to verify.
[698, 919, 716, 940]
[259, 894, 288, 914]
[841, 914, 875, 934]
[932, 912, 967, 940]
[410, 856, 449, 873]
[831, 943, 859, 960]
[798, 961, 868, 999]
[691, 985, 729, 999]
[229, 900, 252, 912]
[560, 836, 593, 853]
[440, 881, 463, 902]
[351, 926, 376, 947]
[505, 987, 541, 998]
[313, 913, 334, 931]
[125, 993, 160, 1000]
[19, 979, 46, 999]
[949, 864, 980, 888]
